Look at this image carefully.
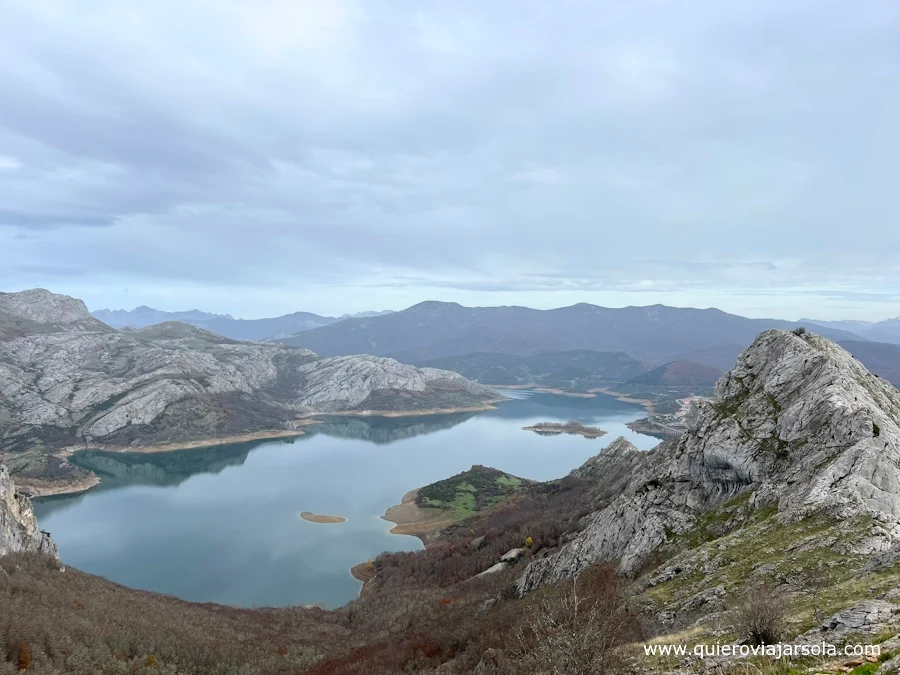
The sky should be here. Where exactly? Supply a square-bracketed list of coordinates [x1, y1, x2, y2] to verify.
[2, 0, 900, 321]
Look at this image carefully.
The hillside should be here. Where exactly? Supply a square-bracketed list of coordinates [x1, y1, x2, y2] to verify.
[839, 339, 900, 386]
[416, 465, 532, 517]
[277, 300, 863, 364]
[520, 328, 900, 586]
[4, 328, 900, 674]
[93, 306, 396, 340]
[0, 290, 500, 491]
[623, 359, 723, 389]
[417, 350, 649, 391]
[804, 316, 900, 345]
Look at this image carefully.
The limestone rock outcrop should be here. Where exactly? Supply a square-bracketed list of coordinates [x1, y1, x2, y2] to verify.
[0, 464, 57, 557]
[518, 329, 900, 593]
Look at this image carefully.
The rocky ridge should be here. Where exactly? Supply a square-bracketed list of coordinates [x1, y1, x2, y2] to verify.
[0, 290, 500, 488]
[518, 329, 900, 592]
[0, 464, 57, 557]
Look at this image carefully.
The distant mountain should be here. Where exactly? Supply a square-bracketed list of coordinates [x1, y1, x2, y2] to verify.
[341, 310, 395, 319]
[277, 301, 865, 364]
[417, 350, 649, 391]
[802, 316, 900, 345]
[623, 360, 723, 388]
[91, 306, 394, 341]
[92, 306, 232, 328]
[838, 340, 900, 386]
[664, 343, 748, 371]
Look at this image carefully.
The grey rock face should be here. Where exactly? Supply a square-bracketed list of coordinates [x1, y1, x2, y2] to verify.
[518, 330, 900, 593]
[797, 600, 898, 643]
[0, 465, 57, 557]
[0, 289, 92, 325]
[571, 436, 641, 479]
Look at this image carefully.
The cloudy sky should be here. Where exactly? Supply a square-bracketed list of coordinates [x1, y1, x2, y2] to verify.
[2, 0, 899, 320]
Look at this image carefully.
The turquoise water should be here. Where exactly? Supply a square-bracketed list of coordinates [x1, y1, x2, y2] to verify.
[34, 390, 658, 609]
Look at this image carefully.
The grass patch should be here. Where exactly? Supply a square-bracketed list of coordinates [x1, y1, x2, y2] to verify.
[417, 465, 532, 517]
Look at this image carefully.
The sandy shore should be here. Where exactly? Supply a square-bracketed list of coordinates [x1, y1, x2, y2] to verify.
[299, 511, 346, 524]
[301, 400, 506, 419]
[588, 388, 656, 414]
[487, 384, 596, 399]
[380, 489, 458, 544]
[349, 487, 459, 597]
[65, 424, 320, 457]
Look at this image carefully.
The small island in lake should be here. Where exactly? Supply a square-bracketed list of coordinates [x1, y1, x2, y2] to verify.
[522, 420, 607, 438]
[299, 511, 346, 524]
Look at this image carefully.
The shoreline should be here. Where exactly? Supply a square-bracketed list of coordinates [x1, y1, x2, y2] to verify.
[349, 487, 457, 597]
[379, 488, 458, 544]
[300, 399, 506, 419]
[17, 399, 510, 498]
[16, 473, 102, 498]
[587, 387, 656, 415]
[63, 425, 318, 457]
[487, 384, 596, 399]
[26, 426, 320, 498]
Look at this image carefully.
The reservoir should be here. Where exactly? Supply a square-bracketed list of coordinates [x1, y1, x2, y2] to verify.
[34, 390, 659, 609]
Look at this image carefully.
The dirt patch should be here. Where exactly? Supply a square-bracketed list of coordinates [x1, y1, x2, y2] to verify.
[381, 489, 458, 544]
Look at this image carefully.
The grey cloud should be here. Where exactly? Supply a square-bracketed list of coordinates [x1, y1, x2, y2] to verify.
[0, 0, 898, 318]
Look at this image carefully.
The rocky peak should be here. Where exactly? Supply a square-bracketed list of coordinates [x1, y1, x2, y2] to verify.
[571, 437, 641, 479]
[0, 465, 58, 558]
[518, 329, 900, 593]
[0, 289, 92, 325]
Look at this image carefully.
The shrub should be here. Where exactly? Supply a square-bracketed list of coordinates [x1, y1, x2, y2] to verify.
[732, 585, 787, 645]
[792, 326, 807, 336]
[17, 641, 32, 670]
[497, 565, 641, 674]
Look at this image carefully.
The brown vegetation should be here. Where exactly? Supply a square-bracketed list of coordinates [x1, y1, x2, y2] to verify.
[373, 476, 593, 589]
[731, 584, 788, 646]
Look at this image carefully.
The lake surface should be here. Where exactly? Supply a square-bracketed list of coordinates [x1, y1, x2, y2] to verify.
[34, 391, 658, 609]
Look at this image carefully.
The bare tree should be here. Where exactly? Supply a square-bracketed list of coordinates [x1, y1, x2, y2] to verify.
[732, 584, 787, 646]
[498, 566, 640, 674]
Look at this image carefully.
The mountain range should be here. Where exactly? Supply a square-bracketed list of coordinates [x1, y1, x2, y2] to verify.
[90, 300, 900, 390]
[275, 301, 867, 363]
[801, 316, 900, 344]
[91, 306, 394, 339]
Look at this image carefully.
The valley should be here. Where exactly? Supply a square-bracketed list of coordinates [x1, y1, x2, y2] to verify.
[4, 290, 900, 674]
